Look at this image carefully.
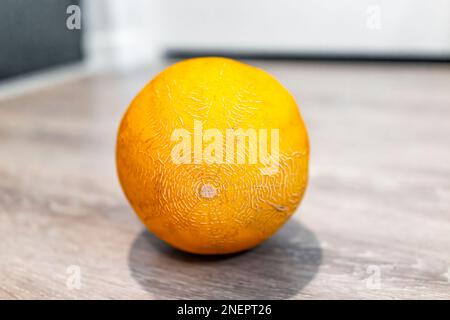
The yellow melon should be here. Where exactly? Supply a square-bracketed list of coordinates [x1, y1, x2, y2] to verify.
[116, 57, 309, 254]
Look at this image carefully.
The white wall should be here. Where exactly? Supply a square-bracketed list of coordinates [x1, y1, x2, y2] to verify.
[83, 0, 162, 69]
[161, 0, 450, 56]
[83, 0, 450, 69]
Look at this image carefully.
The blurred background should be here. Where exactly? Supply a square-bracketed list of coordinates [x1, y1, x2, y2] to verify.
[1, 0, 450, 82]
[1, 0, 449, 299]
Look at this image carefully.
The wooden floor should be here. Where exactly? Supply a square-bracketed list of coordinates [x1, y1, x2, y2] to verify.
[0, 61, 449, 299]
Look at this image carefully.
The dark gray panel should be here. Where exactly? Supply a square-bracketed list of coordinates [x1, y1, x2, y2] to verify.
[0, 0, 82, 80]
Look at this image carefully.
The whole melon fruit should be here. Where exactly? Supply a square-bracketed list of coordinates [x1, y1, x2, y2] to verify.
[116, 57, 309, 254]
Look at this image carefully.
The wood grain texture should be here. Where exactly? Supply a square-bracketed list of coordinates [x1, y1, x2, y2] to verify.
[0, 61, 449, 299]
